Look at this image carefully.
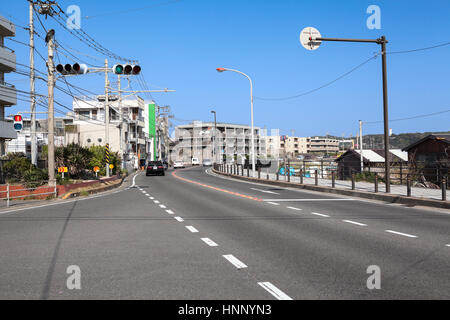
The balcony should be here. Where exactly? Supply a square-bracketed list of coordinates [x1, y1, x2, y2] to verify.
[0, 120, 17, 139]
[0, 45, 16, 72]
[0, 16, 15, 37]
[0, 82, 16, 105]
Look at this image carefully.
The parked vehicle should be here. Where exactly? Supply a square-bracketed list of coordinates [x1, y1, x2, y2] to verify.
[174, 160, 185, 169]
[192, 158, 200, 166]
[146, 161, 165, 176]
[243, 159, 272, 169]
[202, 159, 213, 167]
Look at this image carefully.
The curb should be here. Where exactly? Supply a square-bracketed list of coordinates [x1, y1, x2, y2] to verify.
[61, 175, 127, 200]
[212, 169, 450, 210]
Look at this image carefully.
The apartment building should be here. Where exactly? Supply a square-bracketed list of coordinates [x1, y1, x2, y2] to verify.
[0, 16, 18, 155]
[172, 121, 266, 164]
[68, 96, 150, 166]
[265, 131, 311, 158]
[309, 137, 340, 154]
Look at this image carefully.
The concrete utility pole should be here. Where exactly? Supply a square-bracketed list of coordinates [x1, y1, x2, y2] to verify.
[359, 120, 364, 173]
[47, 30, 56, 186]
[117, 74, 125, 170]
[29, 1, 37, 166]
[104, 59, 110, 177]
[211, 110, 217, 163]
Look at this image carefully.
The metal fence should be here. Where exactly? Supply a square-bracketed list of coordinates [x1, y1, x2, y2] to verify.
[0, 183, 57, 208]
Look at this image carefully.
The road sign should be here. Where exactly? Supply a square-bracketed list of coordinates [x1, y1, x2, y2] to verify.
[109, 164, 114, 169]
[58, 167, 68, 173]
[300, 27, 322, 51]
[93, 166, 100, 173]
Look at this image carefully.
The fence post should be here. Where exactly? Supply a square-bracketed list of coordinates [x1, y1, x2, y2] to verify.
[54, 183, 57, 198]
[442, 177, 447, 201]
[300, 169, 303, 184]
[258, 167, 261, 179]
[400, 163, 403, 185]
[374, 173, 379, 193]
[241, 166, 244, 177]
[406, 175, 411, 197]
[6, 183, 10, 208]
[351, 172, 356, 190]
[276, 171, 279, 181]
[287, 159, 290, 183]
[332, 171, 335, 188]
[315, 170, 318, 186]
[247, 167, 249, 178]
[321, 160, 324, 179]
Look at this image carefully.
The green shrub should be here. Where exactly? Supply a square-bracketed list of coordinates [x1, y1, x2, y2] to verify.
[23, 168, 48, 189]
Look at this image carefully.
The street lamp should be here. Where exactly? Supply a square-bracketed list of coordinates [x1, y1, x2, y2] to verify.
[216, 67, 256, 177]
[211, 110, 217, 164]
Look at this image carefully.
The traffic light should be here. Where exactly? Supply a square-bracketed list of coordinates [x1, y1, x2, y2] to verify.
[112, 64, 141, 75]
[56, 63, 88, 75]
[13, 115, 23, 132]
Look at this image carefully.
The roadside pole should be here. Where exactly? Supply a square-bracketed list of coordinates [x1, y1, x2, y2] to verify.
[104, 59, 110, 177]
[359, 120, 363, 173]
[47, 30, 56, 186]
[29, 1, 37, 166]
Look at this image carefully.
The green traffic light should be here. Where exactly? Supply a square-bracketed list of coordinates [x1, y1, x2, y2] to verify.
[115, 65, 124, 74]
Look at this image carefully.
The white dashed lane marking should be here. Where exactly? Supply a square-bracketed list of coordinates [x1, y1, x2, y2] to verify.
[166, 210, 174, 215]
[223, 255, 248, 269]
[267, 202, 280, 206]
[186, 226, 199, 233]
[251, 188, 280, 195]
[201, 238, 219, 247]
[287, 206, 302, 211]
[343, 220, 367, 227]
[174, 217, 184, 222]
[159, 205, 167, 209]
[154, 200, 160, 204]
[385, 230, 417, 238]
[311, 212, 330, 218]
[258, 282, 293, 300]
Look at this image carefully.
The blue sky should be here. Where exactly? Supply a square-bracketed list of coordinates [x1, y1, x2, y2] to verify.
[2, 0, 449, 137]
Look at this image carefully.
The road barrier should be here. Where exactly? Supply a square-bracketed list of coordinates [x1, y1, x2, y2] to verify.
[0, 183, 57, 208]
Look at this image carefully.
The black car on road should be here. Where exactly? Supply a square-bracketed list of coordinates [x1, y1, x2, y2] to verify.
[146, 161, 165, 176]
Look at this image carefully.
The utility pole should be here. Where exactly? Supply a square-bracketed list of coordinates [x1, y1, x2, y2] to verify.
[211, 111, 217, 164]
[29, 1, 37, 166]
[104, 59, 110, 177]
[359, 120, 364, 173]
[117, 74, 125, 170]
[47, 30, 56, 186]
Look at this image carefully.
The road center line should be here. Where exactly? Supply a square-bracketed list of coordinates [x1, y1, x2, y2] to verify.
[201, 238, 219, 247]
[311, 212, 330, 218]
[257, 282, 293, 300]
[154, 200, 160, 204]
[385, 230, 417, 238]
[267, 202, 280, 206]
[174, 217, 184, 222]
[223, 255, 248, 269]
[186, 226, 199, 233]
[251, 188, 280, 195]
[287, 206, 302, 211]
[166, 210, 174, 215]
[159, 205, 167, 209]
[343, 220, 367, 226]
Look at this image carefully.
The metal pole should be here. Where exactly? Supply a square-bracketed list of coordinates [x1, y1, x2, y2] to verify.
[442, 177, 447, 201]
[359, 120, 364, 173]
[250, 78, 256, 178]
[381, 36, 391, 193]
[6, 183, 10, 208]
[104, 59, 110, 177]
[29, 1, 37, 166]
[47, 31, 56, 186]
[118, 74, 125, 170]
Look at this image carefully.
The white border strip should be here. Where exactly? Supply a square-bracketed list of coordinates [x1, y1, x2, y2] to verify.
[186, 226, 199, 233]
[201, 238, 218, 247]
[343, 220, 367, 226]
[174, 217, 184, 222]
[223, 254, 248, 269]
[385, 230, 417, 238]
[258, 282, 293, 300]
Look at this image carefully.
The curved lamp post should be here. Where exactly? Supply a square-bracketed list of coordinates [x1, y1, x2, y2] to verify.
[216, 67, 256, 177]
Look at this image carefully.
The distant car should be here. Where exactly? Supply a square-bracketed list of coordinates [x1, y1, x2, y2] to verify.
[192, 158, 200, 166]
[173, 160, 185, 169]
[202, 159, 213, 167]
[162, 161, 169, 170]
[146, 161, 165, 176]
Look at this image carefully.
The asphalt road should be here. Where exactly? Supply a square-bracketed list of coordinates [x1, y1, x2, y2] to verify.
[0, 167, 449, 300]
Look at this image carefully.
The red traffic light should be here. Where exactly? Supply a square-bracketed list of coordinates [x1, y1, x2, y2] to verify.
[14, 115, 23, 122]
[132, 65, 141, 75]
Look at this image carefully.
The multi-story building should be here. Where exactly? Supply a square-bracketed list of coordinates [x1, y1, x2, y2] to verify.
[6, 117, 73, 160]
[264, 131, 311, 159]
[68, 96, 150, 167]
[309, 136, 340, 154]
[0, 16, 18, 155]
[172, 121, 266, 164]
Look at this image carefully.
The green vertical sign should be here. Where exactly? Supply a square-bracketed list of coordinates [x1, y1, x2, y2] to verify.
[148, 103, 156, 161]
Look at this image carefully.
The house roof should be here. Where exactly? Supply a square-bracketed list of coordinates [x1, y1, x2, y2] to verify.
[402, 134, 450, 151]
[336, 149, 408, 163]
[354, 150, 385, 162]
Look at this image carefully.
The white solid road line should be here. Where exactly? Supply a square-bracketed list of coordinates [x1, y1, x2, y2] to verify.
[251, 188, 280, 195]
[287, 206, 302, 211]
[201, 238, 219, 247]
[174, 217, 184, 222]
[311, 212, 330, 218]
[263, 199, 356, 202]
[166, 210, 174, 215]
[159, 205, 167, 209]
[343, 220, 367, 227]
[258, 282, 293, 300]
[267, 202, 280, 206]
[385, 230, 418, 238]
[186, 226, 199, 233]
[223, 255, 248, 269]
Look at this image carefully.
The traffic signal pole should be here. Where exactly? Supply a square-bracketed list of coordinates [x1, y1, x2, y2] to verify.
[47, 30, 56, 186]
[313, 35, 391, 193]
[104, 59, 110, 177]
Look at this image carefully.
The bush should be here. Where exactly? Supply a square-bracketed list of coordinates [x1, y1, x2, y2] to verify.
[23, 168, 48, 189]
[355, 172, 385, 183]
[3, 153, 35, 183]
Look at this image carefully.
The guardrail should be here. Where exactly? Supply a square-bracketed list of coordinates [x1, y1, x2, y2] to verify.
[0, 183, 57, 208]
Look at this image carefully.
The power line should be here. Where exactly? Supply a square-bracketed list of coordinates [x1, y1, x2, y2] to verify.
[364, 108, 450, 124]
[388, 41, 450, 55]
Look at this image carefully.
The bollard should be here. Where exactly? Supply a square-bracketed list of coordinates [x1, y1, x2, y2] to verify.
[288, 169, 290, 183]
[247, 167, 250, 177]
[300, 169, 303, 184]
[332, 171, 335, 188]
[241, 166, 244, 177]
[315, 170, 318, 186]
[276, 171, 279, 181]
[406, 175, 411, 197]
[6, 183, 10, 208]
[267, 173, 269, 180]
[351, 173, 356, 190]
[374, 173, 379, 193]
[442, 177, 447, 201]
